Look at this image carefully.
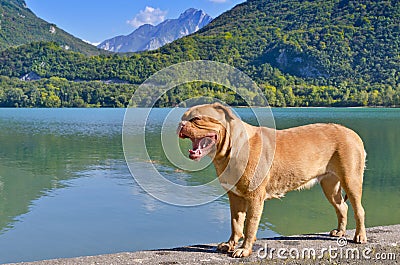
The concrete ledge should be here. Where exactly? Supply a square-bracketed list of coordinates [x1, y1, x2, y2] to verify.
[7, 225, 400, 265]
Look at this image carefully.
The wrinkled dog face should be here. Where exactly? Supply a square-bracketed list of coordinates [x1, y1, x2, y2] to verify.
[177, 103, 231, 161]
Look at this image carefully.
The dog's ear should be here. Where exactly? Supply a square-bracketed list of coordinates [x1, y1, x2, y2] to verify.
[212, 102, 236, 121]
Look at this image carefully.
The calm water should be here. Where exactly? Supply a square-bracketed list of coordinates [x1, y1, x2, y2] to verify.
[0, 108, 399, 263]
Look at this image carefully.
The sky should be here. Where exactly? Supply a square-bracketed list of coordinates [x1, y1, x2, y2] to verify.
[25, 0, 245, 45]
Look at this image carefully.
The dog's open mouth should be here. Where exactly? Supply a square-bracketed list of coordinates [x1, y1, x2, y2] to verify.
[179, 132, 217, 161]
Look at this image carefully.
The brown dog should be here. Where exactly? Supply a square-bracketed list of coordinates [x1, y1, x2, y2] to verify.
[177, 103, 367, 258]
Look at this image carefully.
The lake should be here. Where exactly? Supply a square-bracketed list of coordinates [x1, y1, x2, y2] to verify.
[0, 108, 399, 263]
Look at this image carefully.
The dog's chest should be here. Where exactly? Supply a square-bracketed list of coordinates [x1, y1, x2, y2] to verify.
[219, 182, 245, 197]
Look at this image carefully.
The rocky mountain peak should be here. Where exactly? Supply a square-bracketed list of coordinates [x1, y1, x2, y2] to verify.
[97, 8, 213, 53]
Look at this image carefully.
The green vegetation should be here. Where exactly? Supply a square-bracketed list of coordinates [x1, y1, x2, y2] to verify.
[1, 74, 399, 108]
[0, 0, 399, 107]
[0, 0, 101, 55]
[0, 75, 136, 107]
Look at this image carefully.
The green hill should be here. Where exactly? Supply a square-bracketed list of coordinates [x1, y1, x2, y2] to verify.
[167, 0, 399, 86]
[0, 0, 399, 107]
[0, 0, 101, 55]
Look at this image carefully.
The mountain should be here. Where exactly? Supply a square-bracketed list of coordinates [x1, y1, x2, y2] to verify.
[0, 0, 399, 107]
[166, 0, 399, 82]
[0, 0, 101, 55]
[97, 8, 213, 53]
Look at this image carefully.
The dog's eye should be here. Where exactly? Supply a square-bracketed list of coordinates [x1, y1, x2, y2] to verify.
[190, 116, 201, 122]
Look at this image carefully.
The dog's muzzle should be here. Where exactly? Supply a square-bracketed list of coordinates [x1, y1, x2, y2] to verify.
[177, 120, 188, 137]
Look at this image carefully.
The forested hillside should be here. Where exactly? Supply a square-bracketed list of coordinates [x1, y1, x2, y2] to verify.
[0, 0, 101, 55]
[0, 0, 399, 107]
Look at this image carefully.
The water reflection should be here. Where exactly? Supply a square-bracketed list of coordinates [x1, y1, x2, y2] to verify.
[0, 109, 125, 236]
[0, 109, 235, 263]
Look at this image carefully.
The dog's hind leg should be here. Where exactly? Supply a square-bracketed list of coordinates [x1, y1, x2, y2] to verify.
[217, 192, 247, 253]
[320, 173, 348, 237]
[340, 172, 367, 243]
[337, 145, 367, 243]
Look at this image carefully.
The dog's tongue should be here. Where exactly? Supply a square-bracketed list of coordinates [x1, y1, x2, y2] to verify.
[198, 137, 212, 148]
[189, 137, 212, 160]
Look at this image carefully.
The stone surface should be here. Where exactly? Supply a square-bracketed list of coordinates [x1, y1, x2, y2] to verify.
[6, 225, 400, 265]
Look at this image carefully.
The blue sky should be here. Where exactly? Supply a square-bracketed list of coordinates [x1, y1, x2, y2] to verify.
[25, 0, 244, 45]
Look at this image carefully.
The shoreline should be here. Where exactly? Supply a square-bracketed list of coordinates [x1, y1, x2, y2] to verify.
[5, 224, 399, 265]
[1, 106, 400, 109]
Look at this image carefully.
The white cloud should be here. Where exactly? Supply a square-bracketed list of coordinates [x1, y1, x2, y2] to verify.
[209, 0, 228, 3]
[127, 6, 168, 28]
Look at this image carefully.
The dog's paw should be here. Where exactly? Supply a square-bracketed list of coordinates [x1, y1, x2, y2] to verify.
[353, 233, 367, 244]
[330, 229, 346, 237]
[217, 242, 235, 253]
[232, 248, 252, 258]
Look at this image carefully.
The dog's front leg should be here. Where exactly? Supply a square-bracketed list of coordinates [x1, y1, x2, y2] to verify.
[217, 192, 247, 253]
[232, 197, 264, 258]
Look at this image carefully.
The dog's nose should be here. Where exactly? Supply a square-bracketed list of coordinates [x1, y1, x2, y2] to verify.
[176, 121, 187, 135]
